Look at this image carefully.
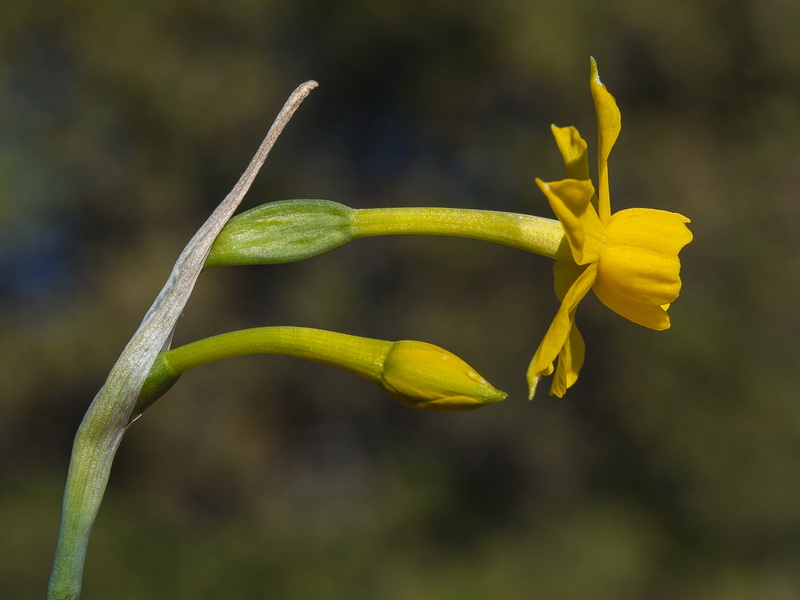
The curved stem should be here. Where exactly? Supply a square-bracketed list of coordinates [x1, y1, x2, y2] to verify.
[170, 327, 389, 378]
[350, 207, 572, 262]
[133, 327, 392, 417]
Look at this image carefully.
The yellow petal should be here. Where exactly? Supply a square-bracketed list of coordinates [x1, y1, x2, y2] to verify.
[536, 178, 606, 265]
[550, 323, 585, 397]
[589, 58, 621, 223]
[527, 263, 597, 398]
[551, 125, 590, 181]
[551, 260, 586, 396]
[553, 259, 585, 301]
[607, 208, 693, 256]
[598, 208, 692, 305]
[593, 208, 692, 330]
[592, 281, 672, 330]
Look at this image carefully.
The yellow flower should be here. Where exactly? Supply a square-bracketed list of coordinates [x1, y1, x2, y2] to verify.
[527, 59, 693, 399]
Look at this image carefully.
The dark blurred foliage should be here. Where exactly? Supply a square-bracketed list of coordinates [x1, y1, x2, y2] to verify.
[2, 0, 800, 598]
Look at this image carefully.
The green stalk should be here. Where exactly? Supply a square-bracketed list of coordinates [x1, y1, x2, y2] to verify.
[133, 327, 392, 418]
[205, 201, 572, 268]
[350, 207, 572, 262]
[169, 327, 387, 376]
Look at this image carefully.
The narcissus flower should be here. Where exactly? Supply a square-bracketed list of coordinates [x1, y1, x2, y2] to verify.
[527, 59, 693, 399]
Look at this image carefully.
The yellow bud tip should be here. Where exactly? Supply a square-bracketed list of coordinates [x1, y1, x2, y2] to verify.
[527, 376, 540, 401]
[590, 56, 600, 84]
[380, 341, 507, 411]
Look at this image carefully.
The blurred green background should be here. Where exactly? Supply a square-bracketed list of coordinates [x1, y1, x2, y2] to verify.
[2, 0, 800, 598]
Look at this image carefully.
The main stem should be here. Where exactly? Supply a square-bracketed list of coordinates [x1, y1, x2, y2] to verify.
[48, 81, 318, 600]
[350, 207, 572, 262]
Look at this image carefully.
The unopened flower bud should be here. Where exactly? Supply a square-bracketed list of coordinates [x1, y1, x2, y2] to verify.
[205, 199, 355, 267]
[380, 341, 507, 410]
[135, 329, 505, 418]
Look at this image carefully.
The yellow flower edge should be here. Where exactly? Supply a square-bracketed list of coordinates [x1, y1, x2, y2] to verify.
[527, 58, 693, 399]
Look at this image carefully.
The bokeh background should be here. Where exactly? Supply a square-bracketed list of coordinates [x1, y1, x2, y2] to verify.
[2, 0, 800, 598]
